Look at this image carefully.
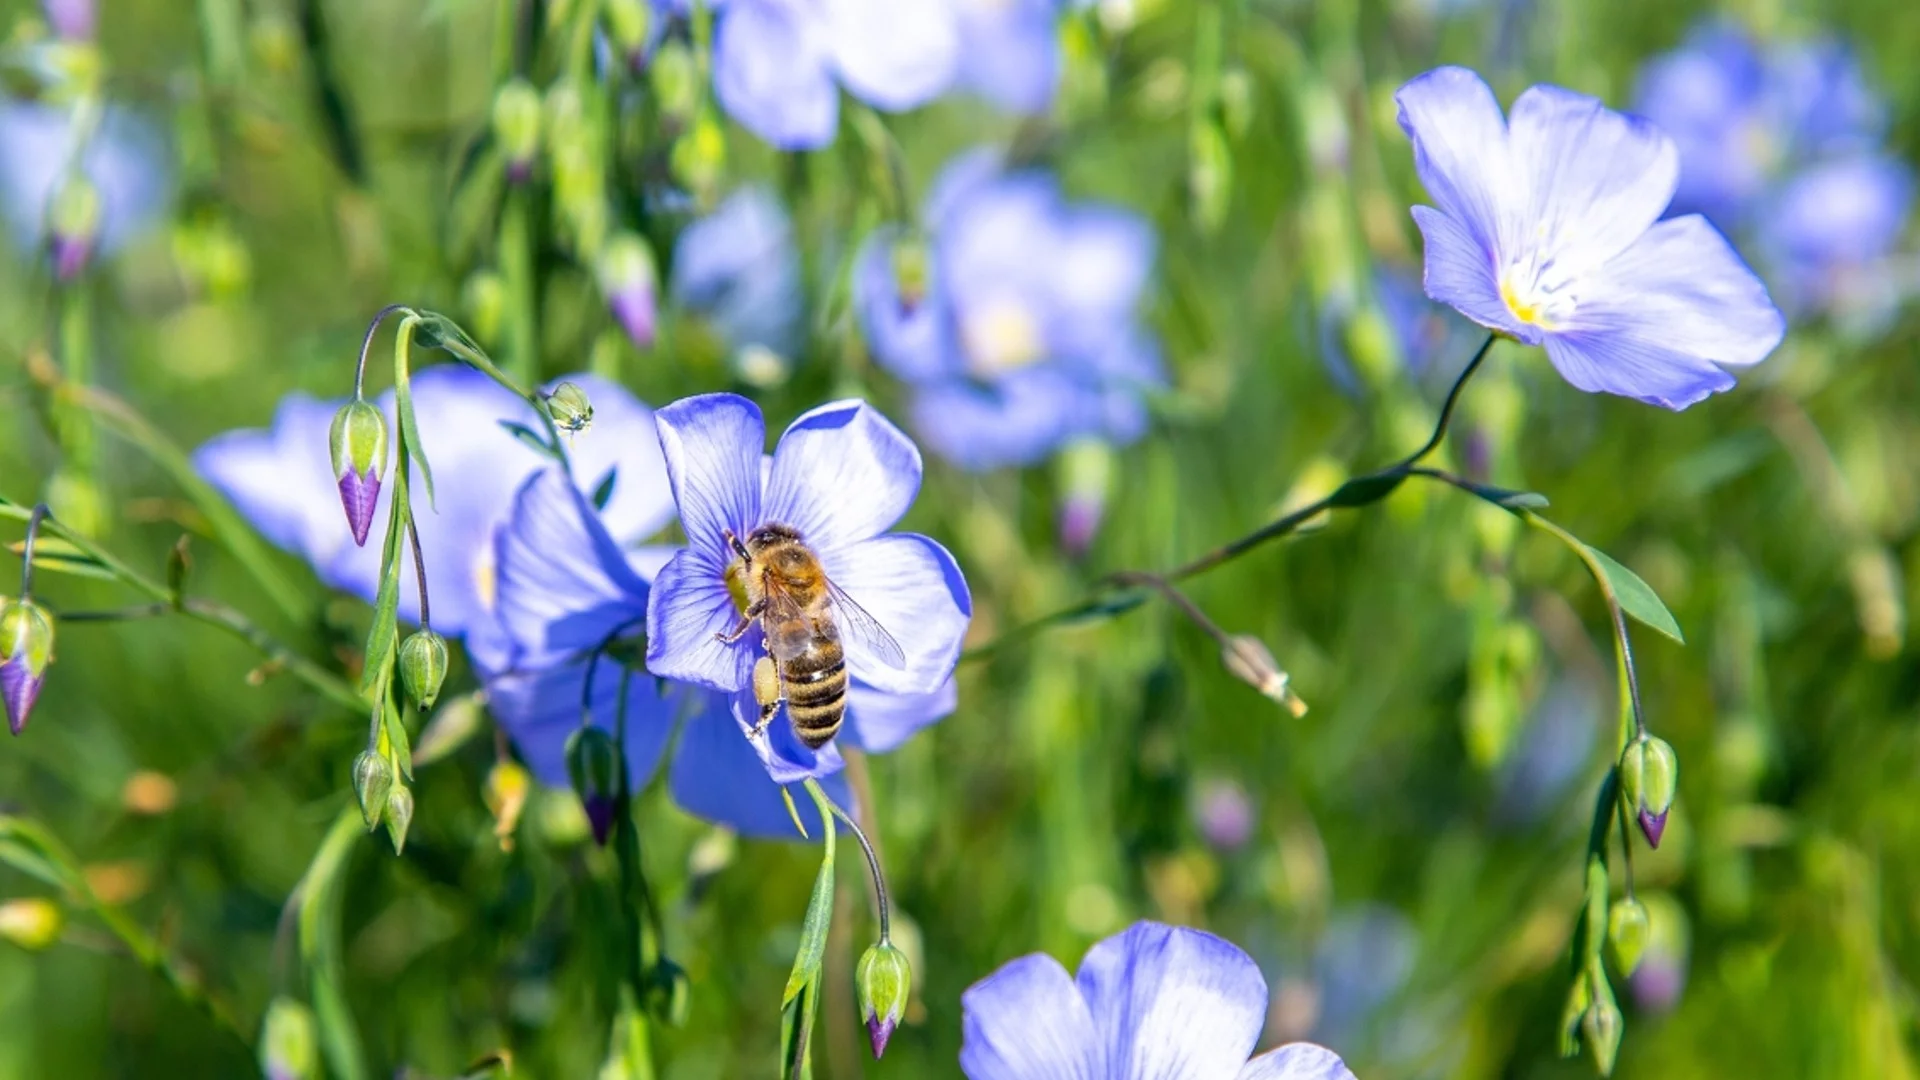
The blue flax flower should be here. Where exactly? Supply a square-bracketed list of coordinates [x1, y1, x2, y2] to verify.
[705, 0, 959, 150]
[195, 368, 671, 671]
[0, 101, 169, 269]
[646, 394, 970, 712]
[670, 186, 804, 361]
[1397, 66, 1785, 410]
[1634, 23, 1912, 318]
[487, 466, 958, 837]
[953, 0, 1063, 114]
[856, 152, 1162, 469]
[961, 921, 1356, 1079]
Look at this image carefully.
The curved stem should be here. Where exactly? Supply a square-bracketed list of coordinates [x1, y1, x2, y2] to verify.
[355, 303, 410, 399]
[406, 519, 431, 632]
[19, 503, 48, 598]
[814, 782, 890, 945]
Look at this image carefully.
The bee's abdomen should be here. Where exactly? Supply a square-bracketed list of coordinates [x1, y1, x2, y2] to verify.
[783, 639, 846, 749]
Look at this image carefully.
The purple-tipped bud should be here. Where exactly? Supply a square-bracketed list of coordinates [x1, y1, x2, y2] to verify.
[598, 232, 659, 350]
[565, 726, 621, 846]
[49, 175, 99, 282]
[1, 599, 55, 735]
[1055, 439, 1113, 559]
[855, 942, 911, 1059]
[43, 0, 96, 40]
[1618, 735, 1678, 850]
[328, 399, 389, 546]
[492, 79, 543, 182]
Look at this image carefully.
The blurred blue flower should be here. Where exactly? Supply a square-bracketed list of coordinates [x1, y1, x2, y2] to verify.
[1633, 23, 1912, 320]
[960, 921, 1355, 1079]
[707, 0, 958, 149]
[856, 152, 1162, 469]
[1319, 265, 1474, 394]
[1634, 23, 1885, 227]
[1309, 908, 1420, 1052]
[195, 368, 672, 671]
[953, 0, 1063, 114]
[1397, 66, 1785, 410]
[488, 467, 958, 837]
[670, 186, 804, 359]
[646, 393, 971, 699]
[0, 102, 169, 267]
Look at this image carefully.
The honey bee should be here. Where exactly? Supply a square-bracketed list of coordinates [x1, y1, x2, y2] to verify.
[717, 524, 907, 748]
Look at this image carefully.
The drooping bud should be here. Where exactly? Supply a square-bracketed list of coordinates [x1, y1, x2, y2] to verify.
[1055, 438, 1113, 558]
[543, 381, 594, 435]
[1220, 634, 1307, 717]
[1608, 896, 1650, 977]
[0, 897, 63, 949]
[603, 0, 651, 69]
[328, 399, 389, 546]
[49, 173, 100, 280]
[1618, 736, 1678, 849]
[398, 630, 449, 710]
[351, 750, 393, 831]
[1581, 979, 1622, 1076]
[384, 782, 414, 855]
[671, 109, 726, 203]
[565, 725, 622, 846]
[486, 760, 531, 852]
[259, 997, 320, 1080]
[492, 78, 543, 182]
[855, 942, 911, 1058]
[598, 232, 659, 350]
[1, 598, 56, 735]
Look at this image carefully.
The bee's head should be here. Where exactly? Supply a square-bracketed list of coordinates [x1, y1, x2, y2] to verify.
[748, 523, 802, 549]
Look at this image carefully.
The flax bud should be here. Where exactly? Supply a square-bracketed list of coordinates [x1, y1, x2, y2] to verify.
[492, 78, 543, 182]
[565, 725, 621, 846]
[1608, 896, 1650, 977]
[351, 750, 393, 831]
[544, 381, 594, 434]
[398, 629, 449, 710]
[384, 782, 414, 855]
[0, 598, 55, 735]
[1618, 736, 1678, 849]
[1221, 635, 1307, 716]
[598, 232, 659, 351]
[259, 998, 319, 1080]
[855, 942, 911, 1059]
[328, 400, 389, 546]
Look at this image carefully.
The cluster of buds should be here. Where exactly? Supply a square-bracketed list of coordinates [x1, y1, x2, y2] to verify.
[855, 941, 911, 1058]
[1618, 735, 1678, 849]
[1, 598, 55, 735]
[328, 399, 389, 547]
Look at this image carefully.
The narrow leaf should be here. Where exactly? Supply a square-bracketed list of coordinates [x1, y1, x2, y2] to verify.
[1583, 545, 1686, 644]
[1326, 473, 1405, 508]
[7, 538, 117, 583]
[497, 420, 556, 457]
[392, 318, 437, 510]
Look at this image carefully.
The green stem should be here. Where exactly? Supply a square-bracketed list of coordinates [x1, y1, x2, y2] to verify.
[500, 188, 539, 385]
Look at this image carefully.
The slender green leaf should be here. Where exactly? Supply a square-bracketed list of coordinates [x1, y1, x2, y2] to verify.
[0, 838, 72, 890]
[392, 317, 436, 509]
[359, 463, 410, 695]
[1582, 545, 1686, 644]
[384, 697, 414, 782]
[591, 467, 619, 511]
[1326, 472, 1405, 508]
[497, 420, 556, 457]
[7, 538, 118, 583]
[781, 819, 835, 1004]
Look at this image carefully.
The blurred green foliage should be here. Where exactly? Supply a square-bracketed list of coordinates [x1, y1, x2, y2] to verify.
[2, 0, 1919, 1077]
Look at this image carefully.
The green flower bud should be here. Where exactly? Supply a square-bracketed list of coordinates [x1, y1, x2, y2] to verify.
[328, 400, 389, 547]
[598, 232, 658, 350]
[398, 629, 449, 710]
[0, 898, 63, 950]
[492, 78, 544, 181]
[1608, 896, 1651, 977]
[565, 725, 621, 846]
[1220, 635, 1307, 717]
[259, 997, 319, 1080]
[1582, 979, 1622, 1076]
[544, 381, 595, 434]
[1618, 736, 1678, 849]
[384, 782, 414, 855]
[650, 41, 698, 123]
[1, 598, 55, 735]
[352, 750, 393, 831]
[603, 0, 651, 63]
[855, 942, 911, 1059]
[671, 110, 726, 202]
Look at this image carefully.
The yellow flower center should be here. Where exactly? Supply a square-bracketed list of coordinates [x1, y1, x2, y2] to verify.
[963, 296, 1045, 375]
[472, 545, 498, 612]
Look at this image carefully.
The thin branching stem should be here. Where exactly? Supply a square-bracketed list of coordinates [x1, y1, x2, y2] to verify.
[355, 303, 409, 399]
[19, 503, 47, 598]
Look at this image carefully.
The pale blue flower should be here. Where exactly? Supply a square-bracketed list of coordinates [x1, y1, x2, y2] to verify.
[1397, 65, 1785, 410]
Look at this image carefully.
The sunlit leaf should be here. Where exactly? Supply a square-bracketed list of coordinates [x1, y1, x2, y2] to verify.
[1583, 545, 1686, 644]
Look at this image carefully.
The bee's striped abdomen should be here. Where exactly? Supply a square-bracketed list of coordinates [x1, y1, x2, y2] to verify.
[783, 637, 847, 748]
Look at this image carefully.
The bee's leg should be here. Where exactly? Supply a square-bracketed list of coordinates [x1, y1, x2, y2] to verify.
[749, 655, 784, 737]
[714, 598, 766, 644]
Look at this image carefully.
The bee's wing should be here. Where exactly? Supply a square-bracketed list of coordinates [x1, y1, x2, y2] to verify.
[823, 577, 908, 670]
